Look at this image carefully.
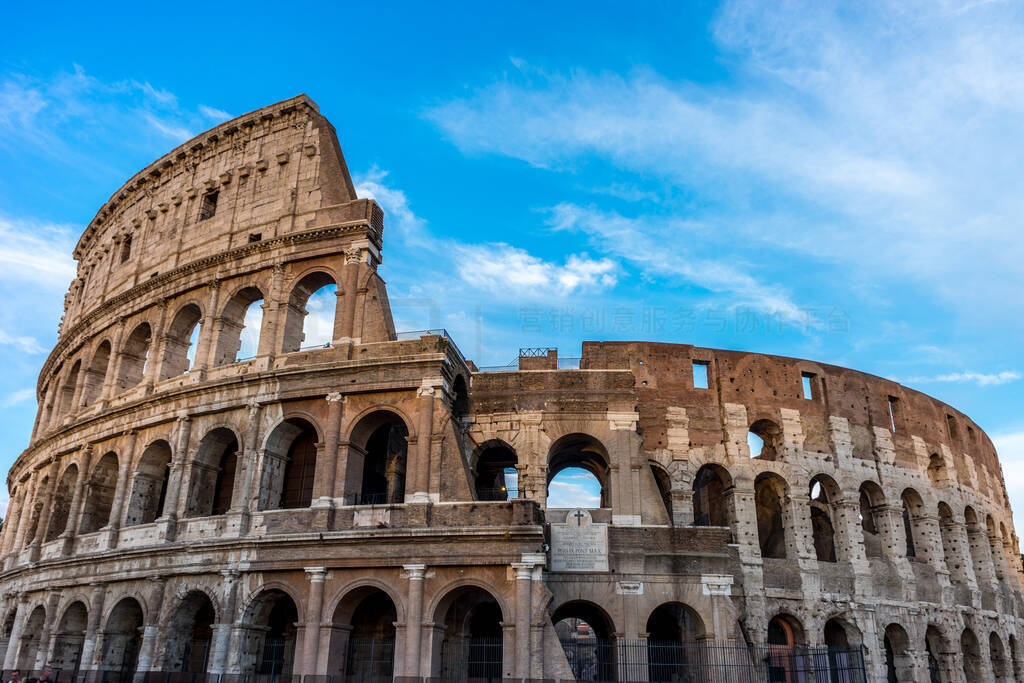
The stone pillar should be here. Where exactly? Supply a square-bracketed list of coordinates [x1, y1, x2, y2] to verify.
[35, 592, 61, 668]
[403, 564, 427, 677]
[133, 577, 167, 679]
[11, 472, 40, 558]
[257, 264, 286, 359]
[106, 431, 137, 548]
[701, 574, 735, 642]
[1, 489, 24, 560]
[193, 280, 221, 375]
[512, 553, 545, 678]
[142, 300, 168, 391]
[409, 383, 437, 503]
[61, 446, 93, 556]
[158, 416, 192, 539]
[77, 583, 106, 673]
[301, 567, 327, 675]
[28, 460, 60, 562]
[312, 393, 344, 526]
[101, 317, 127, 402]
[229, 402, 262, 534]
[1, 596, 26, 670]
[209, 570, 239, 674]
[337, 248, 362, 342]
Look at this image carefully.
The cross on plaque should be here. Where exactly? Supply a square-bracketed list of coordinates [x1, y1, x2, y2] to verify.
[573, 509, 586, 526]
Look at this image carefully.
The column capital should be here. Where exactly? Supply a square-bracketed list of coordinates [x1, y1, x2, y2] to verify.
[304, 566, 328, 582]
[403, 563, 427, 580]
[325, 392, 345, 404]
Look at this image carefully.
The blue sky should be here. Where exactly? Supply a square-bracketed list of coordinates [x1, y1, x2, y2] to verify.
[2, 1, 1023, 524]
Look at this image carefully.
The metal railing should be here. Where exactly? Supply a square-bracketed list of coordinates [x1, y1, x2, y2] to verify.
[439, 637, 503, 682]
[476, 487, 520, 501]
[394, 329, 465, 360]
[340, 492, 391, 506]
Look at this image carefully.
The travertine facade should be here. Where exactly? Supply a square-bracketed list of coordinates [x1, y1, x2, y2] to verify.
[0, 95, 1021, 682]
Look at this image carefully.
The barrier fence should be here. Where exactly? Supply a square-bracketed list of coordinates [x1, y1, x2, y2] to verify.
[0, 641, 866, 683]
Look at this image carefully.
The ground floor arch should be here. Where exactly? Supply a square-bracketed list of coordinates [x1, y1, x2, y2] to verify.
[431, 585, 504, 681]
[162, 590, 216, 673]
[15, 605, 45, 670]
[646, 602, 706, 682]
[553, 600, 617, 682]
[238, 589, 300, 676]
[327, 586, 399, 682]
[52, 601, 88, 675]
[99, 598, 144, 679]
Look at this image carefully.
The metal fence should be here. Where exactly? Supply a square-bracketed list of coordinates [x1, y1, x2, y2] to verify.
[438, 637, 503, 682]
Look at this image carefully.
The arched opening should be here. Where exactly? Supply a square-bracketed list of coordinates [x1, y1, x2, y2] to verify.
[59, 360, 82, 416]
[883, 623, 911, 683]
[15, 605, 45, 669]
[451, 375, 470, 422]
[927, 453, 948, 487]
[692, 464, 733, 528]
[100, 598, 144, 680]
[964, 507, 990, 582]
[185, 428, 239, 518]
[347, 411, 409, 506]
[239, 590, 299, 676]
[553, 600, 616, 682]
[45, 464, 78, 542]
[645, 603, 705, 682]
[52, 601, 88, 676]
[749, 419, 783, 460]
[117, 323, 152, 390]
[986, 515, 1006, 581]
[81, 341, 111, 407]
[824, 617, 862, 682]
[163, 591, 216, 673]
[809, 475, 838, 563]
[80, 452, 118, 533]
[282, 272, 337, 353]
[754, 472, 789, 559]
[260, 418, 319, 510]
[1, 609, 15, 666]
[902, 488, 926, 559]
[858, 481, 886, 559]
[125, 440, 172, 526]
[961, 628, 982, 680]
[765, 614, 806, 682]
[547, 434, 611, 508]
[328, 587, 398, 682]
[649, 462, 673, 523]
[214, 286, 264, 365]
[473, 442, 518, 501]
[435, 586, 504, 681]
[925, 625, 948, 683]
[990, 632, 1008, 681]
[23, 476, 48, 547]
[160, 304, 203, 379]
[937, 503, 963, 583]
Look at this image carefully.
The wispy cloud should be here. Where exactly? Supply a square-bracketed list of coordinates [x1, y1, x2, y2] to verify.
[0, 216, 76, 289]
[455, 243, 616, 298]
[0, 333, 44, 355]
[902, 371, 1021, 387]
[199, 104, 231, 121]
[1, 389, 35, 408]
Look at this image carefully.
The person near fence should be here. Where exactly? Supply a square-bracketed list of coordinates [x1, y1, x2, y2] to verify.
[36, 667, 53, 683]
[5, 669, 19, 683]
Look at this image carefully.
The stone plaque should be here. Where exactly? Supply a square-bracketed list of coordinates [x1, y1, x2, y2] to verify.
[550, 508, 609, 572]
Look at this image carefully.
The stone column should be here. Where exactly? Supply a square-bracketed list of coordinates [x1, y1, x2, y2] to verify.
[158, 416, 192, 540]
[101, 317, 127, 402]
[1, 489, 24, 560]
[512, 554, 545, 678]
[35, 592, 61, 668]
[1, 596, 27, 670]
[142, 300, 168, 391]
[11, 472, 40, 558]
[209, 570, 239, 674]
[312, 393, 344, 526]
[701, 574, 735, 642]
[409, 383, 437, 504]
[28, 459, 60, 562]
[61, 446, 93, 556]
[193, 280, 221, 375]
[403, 564, 427, 677]
[337, 248, 362, 342]
[257, 264, 286, 359]
[229, 402, 262, 535]
[301, 567, 327, 675]
[78, 583, 106, 674]
[134, 577, 167, 679]
[106, 431, 137, 548]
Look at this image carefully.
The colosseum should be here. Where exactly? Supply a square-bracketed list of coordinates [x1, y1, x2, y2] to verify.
[0, 94, 1021, 683]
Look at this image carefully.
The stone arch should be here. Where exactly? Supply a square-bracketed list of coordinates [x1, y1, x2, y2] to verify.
[472, 440, 518, 501]
[238, 588, 300, 675]
[901, 488, 926, 559]
[925, 624, 951, 683]
[937, 503, 965, 583]
[859, 481, 887, 559]
[927, 453, 948, 487]
[552, 599, 617, 681]
[327, 583, 401, 680]
[961, 627, 982, 680]
[767, 613, 806, 647]
[1009, 634, 1022, 681]
[185, 427, 240, 518]
[281, 270, 338, 353]
[346, 409, 410, 506]
[749, 418, 783, 460]
[15, 604, 45, 669]
[80, 451, 118, 533]
[162, 590, 217, 673]
[754, 472, 789, 559]
[546, 433, 612, 508]
[646, 602, 707, 682]
[432, 584, 505, 680]
[45, 463, 79, 541]
[883, 623, 912, 682]
[52, 600, 88, 675]
[764, 612, 808, 681]
[990, 632, 1009, 681]
[964, 507, 991, 583]
[58, 358, 82, 416]
[124, 440, 172, 526]
[100, 597, 144, 678]
[986, 515, 1006, 580]
[823, 615, 863, 681]
[23, 475, 49, 547]
[81, 339, 111, 407]
[809, 474, 840, 562]
[160, 303, 203, 379]
[649, 461, 673, 523]
[117, 322, 152, 390]
[692, 463, 734, 529]
[259, 417, 320, 510]
[214, 285, 265, 365]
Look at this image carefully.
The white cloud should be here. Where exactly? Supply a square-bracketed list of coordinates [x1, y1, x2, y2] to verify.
[199, 104, 232, 121]
[355, 168, 430, 247]
[0, 333, 44, 355]
[902, 371, 1020, 387]
[142, 113, 192, 142]
[0, 216, 76, 289]
[1, 389, 35, 408]
[455, 243, 616, 298]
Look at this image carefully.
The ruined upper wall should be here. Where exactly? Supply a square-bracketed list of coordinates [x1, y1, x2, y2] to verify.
[60, 94, 375, 335]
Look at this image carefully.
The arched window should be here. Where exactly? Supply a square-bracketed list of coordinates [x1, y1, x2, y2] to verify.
[552, 600, 616, 682]
[927, 453, 948, 487]
[925, 625, 949, 683]
[961, 628, 982, 680]
[160, 304, 203, 379]
[58, 360, 81, 416]
[809, 475, 839, 562]
[282, 272, 337, 353]
[238, 590, 298, 676]
[260, 419, 319, 510]
[80, 452, 118, 533]
[901, 488, 926, 559]
[118, 323, 152, 390]
[435, 587, 504, 681]
[329, 588, 399, 680]
[185, 428, 239, 518]
[765, 613, 807, 680]
[547, 434, 610, 508]
[347, 411, 409, 506]
[748, 419, 783, 460]
[473, 442, 518, 501]
[53, 601, 88, 677]
[692, 464, 733, 528]
[964, 507, 991, 581]
[649, 462, 673, 523]
[451, 375, 470, 421]
[45, 464, 78, 542]
[81, 341, 111, 407]
[16, 606, 46, 669]
[100, 599, 144, 679]
[858, 481, 886, 559]
[883, 624, 911, 682]
[646, 603, 705, 681]
[824, 617, 862, 680]
[164, 591, 216, 673]
[937, 503, 964, 583]
[214, 287, 264, 365]
[754, 472, 789, 559]
[986, 515, 1006, 581]
[125, 440, 172, 526]
[990, 632, 1009, 681]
